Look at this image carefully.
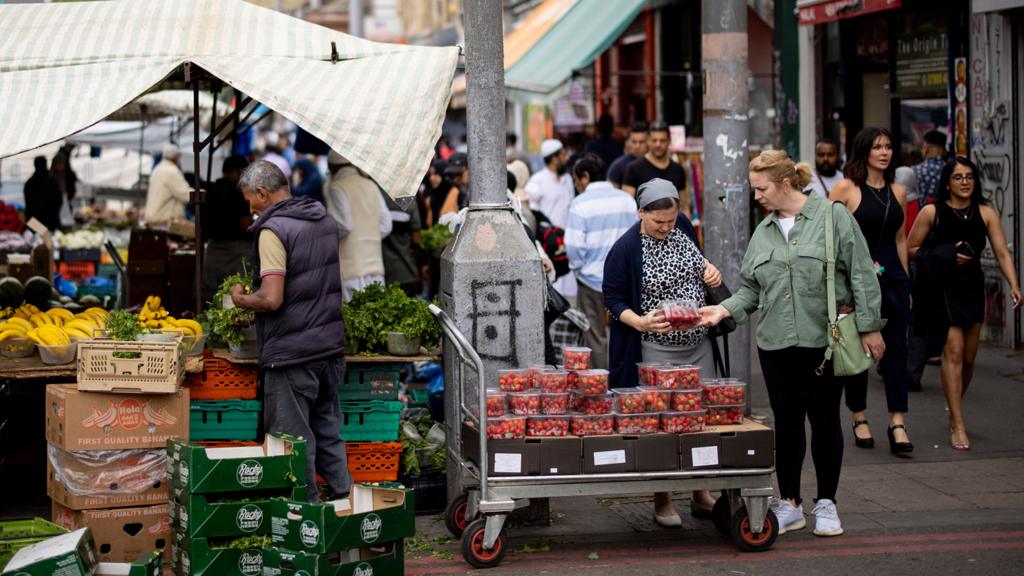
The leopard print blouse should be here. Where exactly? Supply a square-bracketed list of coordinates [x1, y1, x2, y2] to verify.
[640, 228, 707, 347]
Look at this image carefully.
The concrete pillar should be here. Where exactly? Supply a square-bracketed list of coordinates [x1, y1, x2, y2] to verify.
[702, 0, 751, 386]
[442, 0, 546, 503]
[798, 23, 816, 165]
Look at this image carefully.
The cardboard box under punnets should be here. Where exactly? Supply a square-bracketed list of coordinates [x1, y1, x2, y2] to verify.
[167, 434, 307, 495]
[636, 433, 681, 472]
[261, 541, 404, 576]
[1, 527, 97, 576]
[270, 485, 415, 554]
[50, 502, 169, 563]
[168, 486, 307, 539]
[46, 384, 189, 451]
[678, 430, 723, 470]
[530, 436, 582, 475]
[461, 422, 539, 476]
[708, 420, 775, 468]
[582, 435, 637, 474]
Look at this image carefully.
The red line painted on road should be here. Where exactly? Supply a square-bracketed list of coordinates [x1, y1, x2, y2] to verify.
[405, 536, 1024, 575]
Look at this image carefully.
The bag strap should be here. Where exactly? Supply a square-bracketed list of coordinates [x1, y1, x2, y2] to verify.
[710, 335, 730, 378]
[819, 200, 839, 375]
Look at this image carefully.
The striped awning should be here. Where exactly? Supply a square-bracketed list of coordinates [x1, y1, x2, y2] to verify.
[0, 0, 459, 198]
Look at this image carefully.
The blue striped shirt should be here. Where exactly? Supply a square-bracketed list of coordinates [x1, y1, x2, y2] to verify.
[565, 182, 639, 292]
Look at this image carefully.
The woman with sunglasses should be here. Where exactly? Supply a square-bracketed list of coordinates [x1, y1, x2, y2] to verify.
[907, 157, 1021, 450]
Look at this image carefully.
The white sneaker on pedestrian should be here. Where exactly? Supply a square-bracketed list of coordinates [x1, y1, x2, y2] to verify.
[812, 499, 844, 537]
[772, 498, 806, 534]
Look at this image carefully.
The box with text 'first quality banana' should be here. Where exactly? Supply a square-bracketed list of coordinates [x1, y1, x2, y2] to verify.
[45, 384, 189, 451]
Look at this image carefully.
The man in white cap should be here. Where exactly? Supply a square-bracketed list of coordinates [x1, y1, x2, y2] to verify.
[145, 143, 192, 222]
[323, 150, 393, 301]
[526, 138, 577, 298]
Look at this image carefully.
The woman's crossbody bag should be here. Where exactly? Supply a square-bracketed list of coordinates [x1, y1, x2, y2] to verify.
[819, 201, 872, 377]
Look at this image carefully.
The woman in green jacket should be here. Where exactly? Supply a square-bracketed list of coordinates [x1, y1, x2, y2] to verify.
[699, 150, 885, 538]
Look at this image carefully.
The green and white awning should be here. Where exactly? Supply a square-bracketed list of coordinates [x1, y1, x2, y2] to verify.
[0, 0, 459, 198]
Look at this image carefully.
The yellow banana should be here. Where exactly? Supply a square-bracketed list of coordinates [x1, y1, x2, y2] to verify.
[7, 317, 32, 331]
[37, 325, 69, 345]
[25, 329, 44, 345]
[29, 315, 49, 328]
[46, 308, 74, 321]
[85, 307, 109, 318]
[0, 329, 27, 342]
[174, 319, 203, 336]
[65, 320, 98, 335]
[0, 322, 24, 333]
[64, 327, 91, 340]
[145, 319, 160, 329]
[149, 296, 161, 310]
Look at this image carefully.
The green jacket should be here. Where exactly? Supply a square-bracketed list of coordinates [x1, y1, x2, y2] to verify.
[721, 192, 883, 351]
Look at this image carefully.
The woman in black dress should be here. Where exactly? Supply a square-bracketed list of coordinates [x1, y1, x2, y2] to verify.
[908, 157, 1021, 450]
[831, 127, 913, 455]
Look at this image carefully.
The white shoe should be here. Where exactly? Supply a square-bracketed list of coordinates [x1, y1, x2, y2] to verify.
[654, 511, 682, 528]
[812, 499, 844, 537]
[772, 498, 806, 535]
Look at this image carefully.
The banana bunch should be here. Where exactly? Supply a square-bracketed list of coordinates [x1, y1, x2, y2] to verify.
[0, 307, 13, 320]
[138, 295, 203, 336]
[0, 306, 109, 345]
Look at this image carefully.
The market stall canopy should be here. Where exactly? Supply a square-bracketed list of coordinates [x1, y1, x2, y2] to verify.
[0, 0, 459, 198]
[105, 91, 232, 126]
[504, 0, 645, 104]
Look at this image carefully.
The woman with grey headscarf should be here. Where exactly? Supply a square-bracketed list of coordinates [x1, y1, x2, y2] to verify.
[603, 177, 723, 525]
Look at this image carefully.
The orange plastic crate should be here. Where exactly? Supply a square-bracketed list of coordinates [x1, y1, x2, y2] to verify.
[185, 350, 259, 400]
[345, 441, 403, 483]
[57, 261, 96, 281]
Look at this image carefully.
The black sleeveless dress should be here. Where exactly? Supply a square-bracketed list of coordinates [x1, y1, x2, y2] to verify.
[931, 201, 988, 325]
[854, 184, 909, 318]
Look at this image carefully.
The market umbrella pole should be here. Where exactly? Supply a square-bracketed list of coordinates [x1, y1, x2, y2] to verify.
[189, 64, 206, 315]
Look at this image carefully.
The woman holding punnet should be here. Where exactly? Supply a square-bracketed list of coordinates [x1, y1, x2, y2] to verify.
[698, 151, 884, 537]
[907, 156, 1021, 451]
[830, 127, 914, 456]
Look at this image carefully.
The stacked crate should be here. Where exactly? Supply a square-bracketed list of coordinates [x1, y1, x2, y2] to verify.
[339, 362, 404, 483]
[167, 434, 308, 576]
[185, 351, 261, 442]
[265, 484, 415, 576]
[46, 334, 190, 562]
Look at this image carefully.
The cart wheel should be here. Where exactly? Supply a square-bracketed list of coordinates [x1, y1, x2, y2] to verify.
[461, 518, 507, 569]
[712, 495, 732, 536]
[445, 493, 472, 538]
[730, 506, 779, 552]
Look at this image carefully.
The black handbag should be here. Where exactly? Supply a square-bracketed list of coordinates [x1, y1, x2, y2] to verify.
[705, 282, 737, 337]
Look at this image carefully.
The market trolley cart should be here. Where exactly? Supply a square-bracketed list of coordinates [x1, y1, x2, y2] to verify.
[429, 305, 780, 569]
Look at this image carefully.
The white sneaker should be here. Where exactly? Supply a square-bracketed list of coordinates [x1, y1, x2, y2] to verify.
[812, 499, 844, 537]
[772, 498, 806, 534]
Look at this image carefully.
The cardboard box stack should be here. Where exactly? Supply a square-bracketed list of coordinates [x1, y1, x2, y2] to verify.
[265, 484, 415, 576]
[45, 379, 189, 562]
[470, 347, 774, 476]
[167, 434, 308, 576]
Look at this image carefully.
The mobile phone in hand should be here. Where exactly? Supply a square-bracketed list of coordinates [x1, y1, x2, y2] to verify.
[955, 241, 975, 257]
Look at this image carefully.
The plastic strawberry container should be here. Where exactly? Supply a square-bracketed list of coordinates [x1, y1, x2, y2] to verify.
[486, 415, 526, 439]
[539, 369, 572, 392]
[576, 369, 609, 394]
[528, 365, 552, 388]
[661, 409, 706, 433]
[702, 379, 747, 406]
[671, 389, 703, 411]
[540, 392, 570, 415]
[673, 365, 702, 390]
[507, 391, 541, 415]
[614, 411, 660, 434]
[562, 346, 591, 370]
[705, 404, 744, 425]
[527, 415, 571, 437]
[571, 413, 615, 436]
[578, 393, 613, 415]
[485, 389, 506, 417]
[661, 299, 701, 331]
[638, 386, 672, 412]
[498, 368, 530, 392]
[637, 362, 668, 387]
[565, 368, 580, 390]
[612, 388, 646, 414]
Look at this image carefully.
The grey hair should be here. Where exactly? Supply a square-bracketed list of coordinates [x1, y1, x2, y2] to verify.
[238, 160, 289, 194]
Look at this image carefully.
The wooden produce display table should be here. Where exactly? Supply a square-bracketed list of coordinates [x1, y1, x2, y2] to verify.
[0, 355, 76, 382]
[208, 348, 438, 366]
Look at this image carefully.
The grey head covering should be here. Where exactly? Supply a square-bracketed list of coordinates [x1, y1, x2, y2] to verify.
[636, 178, 679, 209]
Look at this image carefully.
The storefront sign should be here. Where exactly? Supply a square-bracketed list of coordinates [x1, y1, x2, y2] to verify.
[797, 0, 901, 26]
[895, 29, 949, 96]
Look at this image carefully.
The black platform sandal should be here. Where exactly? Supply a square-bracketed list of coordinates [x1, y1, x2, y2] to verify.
[888, 424, 914, 455]
[853, 420, 874, 449]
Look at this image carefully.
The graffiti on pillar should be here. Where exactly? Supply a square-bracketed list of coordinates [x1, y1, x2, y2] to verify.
[469, 278, 522, 365]
[972, 150, 1011, 216]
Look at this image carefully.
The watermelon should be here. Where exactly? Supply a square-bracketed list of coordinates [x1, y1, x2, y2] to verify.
[0, 277, 24, 308]
[23, 276, 52, 308]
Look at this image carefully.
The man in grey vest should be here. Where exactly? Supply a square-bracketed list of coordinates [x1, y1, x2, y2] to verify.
[231, 160, 351, 502]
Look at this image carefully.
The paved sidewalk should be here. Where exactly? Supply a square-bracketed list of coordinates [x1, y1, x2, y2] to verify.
[408, 342, 1024, 573]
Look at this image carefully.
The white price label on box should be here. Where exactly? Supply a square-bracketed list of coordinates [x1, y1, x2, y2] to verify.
[691, 446, 719, 467]
[493, 453, 522, 474]
[593, 449, 626, 466]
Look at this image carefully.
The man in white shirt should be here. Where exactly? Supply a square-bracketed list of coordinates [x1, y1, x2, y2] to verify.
[806, 138, 844, 199]
[526, 138, 577, 297]
[323, 150, 393, 301]
[145, 144, 192, 222]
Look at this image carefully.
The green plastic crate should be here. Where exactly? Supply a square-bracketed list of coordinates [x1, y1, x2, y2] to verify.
[340, 400, 403, 442]
[0, 518, 69, 569]
[190, 400, 261, 441]
[339, 362, 401, 401]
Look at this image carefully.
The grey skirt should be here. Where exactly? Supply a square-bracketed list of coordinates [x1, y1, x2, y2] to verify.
[641, 337, 717, 380]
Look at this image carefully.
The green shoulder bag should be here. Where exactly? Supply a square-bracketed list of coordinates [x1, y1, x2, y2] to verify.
[819, 201, 872, 377]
